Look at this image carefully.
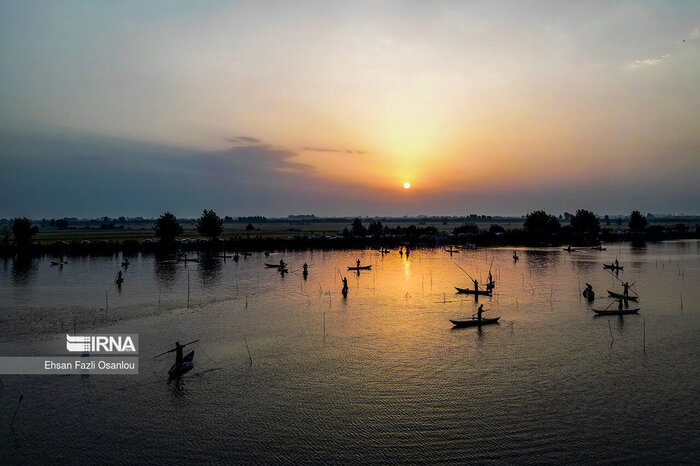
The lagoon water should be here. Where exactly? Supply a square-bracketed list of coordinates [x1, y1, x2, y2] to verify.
[1, 242, 699, 463]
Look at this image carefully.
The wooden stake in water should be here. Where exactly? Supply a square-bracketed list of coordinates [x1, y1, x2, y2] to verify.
[10, 394, 23, 427]
[244, 337, 252, 365]
[323, 312, 326, 342]
[680, 294, 683, 311]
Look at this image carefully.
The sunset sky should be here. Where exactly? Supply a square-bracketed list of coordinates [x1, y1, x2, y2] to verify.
[1, 1, 699, 217]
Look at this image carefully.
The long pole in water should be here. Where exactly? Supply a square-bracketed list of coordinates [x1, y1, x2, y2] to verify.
[187, 270, 190, 309]
[10, 394, 23, 427]
[244, 337, 252, 365]
[643, 317, 646, 353]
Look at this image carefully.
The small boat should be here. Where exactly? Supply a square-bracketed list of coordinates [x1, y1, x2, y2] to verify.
[593, 308, 640, 316]
[603, 264, 623, 270]
[445, 249, 460, 253]
[563, 247, 576, 252]
[455, 287, 493, 296]
[591, 246, 607, 251]
[265, 263, 284, 268]
[450, 317, 500, 327]
[50, 260, 67, 266]
[607, 290, 639, 302]
[168, 350, 194, 378]
[347, 265, 372, 270]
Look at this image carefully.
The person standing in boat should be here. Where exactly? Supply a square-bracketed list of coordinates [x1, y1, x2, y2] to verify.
[584, 283, 594, 301]
[303, 263, 308, 275]
[623, 282, 629, 298]
[477, 304, 484, 322]
[405, 249, 410, 258]
[488, 271, 493, 285]
[279, 258, 285, 268]
[399, 249, 403, 257]
[618, 297, 623, 311]
[174, 341, 184, 369]
[356, 259, 361, 268]
[473, 279, 479, 292]
[615, 258, 619, 268]
[342, 277, 348, 294]
[116, 270, 123, 284]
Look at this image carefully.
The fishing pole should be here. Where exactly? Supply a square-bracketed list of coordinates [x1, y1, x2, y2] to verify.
[455, 263, 476, 282]
[605, 269, 639, 297]
[154, 339, 200, 359]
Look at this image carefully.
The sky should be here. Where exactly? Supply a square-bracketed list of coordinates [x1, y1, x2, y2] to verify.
[1, 0, 699, 218]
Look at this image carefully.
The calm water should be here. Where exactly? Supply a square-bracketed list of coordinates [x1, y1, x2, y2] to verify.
[1, 242, 699, 463]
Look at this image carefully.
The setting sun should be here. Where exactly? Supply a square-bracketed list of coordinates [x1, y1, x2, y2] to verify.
[403, 182, 411, 189]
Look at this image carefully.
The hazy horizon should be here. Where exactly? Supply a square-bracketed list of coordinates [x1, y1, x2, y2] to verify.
[2, 1, 699, 217]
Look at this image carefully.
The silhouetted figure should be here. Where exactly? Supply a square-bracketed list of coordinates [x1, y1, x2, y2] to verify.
[303, 263, 308, 276]
[488, 271, 493, 284]
[477, 304, 484, 322]
[399, 250, 403, 257]
[584, 283, 595, 301]
[618, 297, 623, 311]
[473, 279, 479, 292]
[356, 259, 361, 268]
[116, 270, 123, 285]
[342, 277, 348, 295]
[513, 251, 519, 261]
[405, 249, 410, 258]
[615, 259, 619, 268]
[623, 282, 629, 298]
[174, 341, 184, 369]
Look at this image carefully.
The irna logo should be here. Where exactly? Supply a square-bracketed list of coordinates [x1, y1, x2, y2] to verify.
[66, 334, 138, 353]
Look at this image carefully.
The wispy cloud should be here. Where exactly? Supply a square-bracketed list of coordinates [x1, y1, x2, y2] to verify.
[226, 136, 262, 145]
[631, 53, 670, 67]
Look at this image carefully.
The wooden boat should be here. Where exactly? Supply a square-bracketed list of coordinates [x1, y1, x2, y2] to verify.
[450, 317, 500, 327]
[603, 264, 623, 270]
[593, 308, 640, 316]
[607, 290, 639, 302]
[455, 287, 493, 296]
[265, 263, 284, 268]
[445, 249, 460, 253]
[347, 265, 372, 270]
[168, 350, 194, 378]
[563, 247, 576, 252]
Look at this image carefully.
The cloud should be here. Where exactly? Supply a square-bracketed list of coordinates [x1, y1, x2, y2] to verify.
[225, 136, 262, 145]
[631, 53, 670, 67]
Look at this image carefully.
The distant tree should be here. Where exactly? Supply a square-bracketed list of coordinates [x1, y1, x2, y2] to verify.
[49, 219, 56, 227]
[563, 212, 572, 222]
[629, 210, 647, 232]
[351, 218, 367, 236]
[154, 212, 183, 244]
[454, 224, 479, 235]
[570, 209, 600, 234]
[524, 210, 560, 233]
[245, 223, 255, 231]
[342, 226, 350, 237]
[11, 217, 38, 248]
[55, 219, 69, 229]
[224, 216, 234, 223]
[489, 224, 505, 234]
[368, 220, 384, 236]
[196, 209, 223, 240]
